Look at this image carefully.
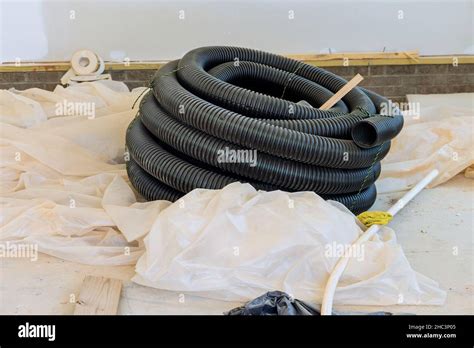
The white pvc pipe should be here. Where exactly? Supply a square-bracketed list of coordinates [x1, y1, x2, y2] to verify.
[320, 169, 439, 315]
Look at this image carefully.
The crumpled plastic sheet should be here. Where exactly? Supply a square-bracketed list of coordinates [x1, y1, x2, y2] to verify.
[0, 81, 170, 265]
[132, 182, 446, 306]
[377, 93, 473, 193]
[2, 81, 469, 307]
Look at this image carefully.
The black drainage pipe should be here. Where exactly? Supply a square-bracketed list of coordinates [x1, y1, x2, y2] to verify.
[125, 46, 403, 214]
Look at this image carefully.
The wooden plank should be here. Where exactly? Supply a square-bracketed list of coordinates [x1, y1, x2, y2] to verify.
[286, 50, 420, 61]
[319, 74, 364, 110]
[0, 62, 165, 72]
[403, 51, 420, 62]
[74, 276, 122, 315]
[296, 55, 473, 67]
[0, 55, 473, 73]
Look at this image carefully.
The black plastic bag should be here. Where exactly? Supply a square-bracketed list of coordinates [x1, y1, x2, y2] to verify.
[226, 291, 320, 316]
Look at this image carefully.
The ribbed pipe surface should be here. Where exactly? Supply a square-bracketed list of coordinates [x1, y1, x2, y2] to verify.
[125, 46, 403, 214]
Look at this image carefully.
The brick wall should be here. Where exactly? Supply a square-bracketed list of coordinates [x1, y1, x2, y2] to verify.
[0, 70, 155, 92]
[325, 64, 474, 103]
[1, 64, 473, 103]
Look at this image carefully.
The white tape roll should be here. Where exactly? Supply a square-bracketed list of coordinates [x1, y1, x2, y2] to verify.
[95, 56, 105, 76]
[71, 50, 100, 75]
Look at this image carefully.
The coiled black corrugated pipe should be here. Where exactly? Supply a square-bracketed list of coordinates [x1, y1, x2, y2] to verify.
[125, 46, 403, 214]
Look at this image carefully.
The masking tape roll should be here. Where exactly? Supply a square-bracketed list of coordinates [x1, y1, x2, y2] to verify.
[71, 50, 100, 75]
[95, 56, 105, 76]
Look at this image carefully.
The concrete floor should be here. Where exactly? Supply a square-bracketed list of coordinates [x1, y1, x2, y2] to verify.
[0, 174, 472, 315]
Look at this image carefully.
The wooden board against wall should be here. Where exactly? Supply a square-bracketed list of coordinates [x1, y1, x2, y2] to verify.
[1, 54, 473, 72]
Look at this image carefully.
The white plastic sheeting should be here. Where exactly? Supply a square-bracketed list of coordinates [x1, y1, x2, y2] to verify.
[1, 81, 470, 307]
[0, 81, 168, 265]
[378, 93, 473, 193]
[133, 183, 446, 305]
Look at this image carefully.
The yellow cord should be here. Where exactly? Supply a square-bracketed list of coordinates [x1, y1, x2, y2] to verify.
[357, 211, 393, 227]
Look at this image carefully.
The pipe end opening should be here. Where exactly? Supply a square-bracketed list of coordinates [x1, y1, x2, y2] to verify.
[352, 122, 378, 149]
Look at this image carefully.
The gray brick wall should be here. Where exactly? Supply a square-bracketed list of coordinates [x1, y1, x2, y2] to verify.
[325, 64, 474, 103]
[1, 64, 473, 103]
[0, 71, 64, 91]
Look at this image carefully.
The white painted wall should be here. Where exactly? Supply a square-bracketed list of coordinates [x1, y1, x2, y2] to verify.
[1, 0, 473, 63]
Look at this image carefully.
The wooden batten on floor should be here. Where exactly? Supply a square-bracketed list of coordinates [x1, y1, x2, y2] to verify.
[74, 276, 122, 315]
